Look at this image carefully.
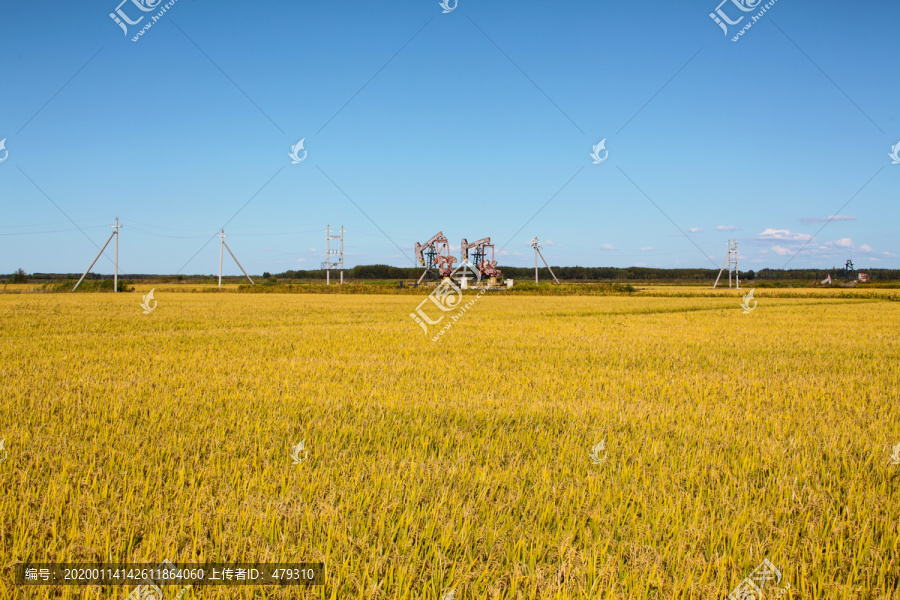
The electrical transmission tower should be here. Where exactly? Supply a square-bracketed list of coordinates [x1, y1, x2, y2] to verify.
[530, 237, 559, 284]
[323, 225, 344, 285]
[217, 229, 254, 289]
[74, 217, 122, 291]
[713, 239, 740, 289]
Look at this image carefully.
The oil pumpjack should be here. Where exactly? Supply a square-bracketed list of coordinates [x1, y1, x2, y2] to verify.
[414, 232, 456, 286]
[460, 237, 503, 283]
[414, 231, 507, 288]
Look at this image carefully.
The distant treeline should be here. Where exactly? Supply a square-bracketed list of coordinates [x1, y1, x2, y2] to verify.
[7, 265, 900, 283]
[10, 272, 213, 282]
[274, 265, 900, 282]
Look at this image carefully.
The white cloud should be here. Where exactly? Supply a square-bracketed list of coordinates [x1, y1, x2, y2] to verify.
[757, 228, 812, 241]
[308, 247, 316, 252]
[600, 243, 615, 250]
[716, 225, 738, 231]
[297, 257, 307, 263]
[640, 247, 654, 251]
[761, 236, 884, 260]
[799, 215, 857, 225]
[635, 262, 647, 267]
[882, 251, 898, 257]
[688, 227, 703, 233]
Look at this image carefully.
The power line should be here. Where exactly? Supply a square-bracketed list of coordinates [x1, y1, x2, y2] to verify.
[16, 166, 119, 270]
[0, 226, 109, 236]
[0, 217, 112, 230]
[176, 166, 285, 274]
[127, 227, 208, 240]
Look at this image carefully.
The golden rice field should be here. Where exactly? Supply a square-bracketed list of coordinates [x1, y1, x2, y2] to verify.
[1, 288, 899, 599]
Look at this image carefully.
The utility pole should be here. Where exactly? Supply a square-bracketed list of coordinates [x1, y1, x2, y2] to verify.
[114, 217, 121, 292]
[326, 225, 331, 286]
[217, 229, 254, 289]
[323, 225, 344, 285]
[530, 237, 560, 284]
[728, 241, 732, 288]
[727, 240, 739, 288]
[713, 239, 740, 289]
[73, 217, 122, 292]
[218, 230, 226, 290]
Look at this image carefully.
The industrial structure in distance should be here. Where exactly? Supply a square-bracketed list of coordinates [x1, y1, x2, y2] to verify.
[414, 232, 509, 289]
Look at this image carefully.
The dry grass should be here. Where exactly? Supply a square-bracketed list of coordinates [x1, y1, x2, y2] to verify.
[1, 290, 898, 599]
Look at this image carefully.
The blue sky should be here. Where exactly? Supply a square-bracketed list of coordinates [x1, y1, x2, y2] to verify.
[1, 0, 898, 275]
